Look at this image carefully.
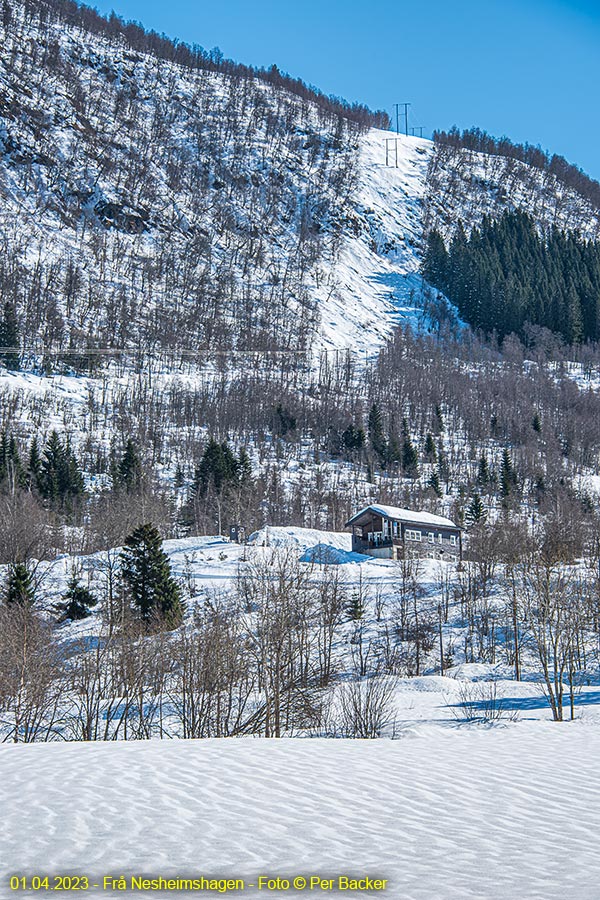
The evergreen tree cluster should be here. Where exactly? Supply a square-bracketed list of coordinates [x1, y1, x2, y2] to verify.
[37, 431, 85, 502]
[367, 404, 421, 478]
[0, 430, 84, 502]
[193, 440, 252, 499]
[423, 211, 600, 343]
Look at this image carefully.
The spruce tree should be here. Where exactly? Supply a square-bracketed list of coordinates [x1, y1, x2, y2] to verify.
[237, 447, 252, 484]
[367, 404, 387, 465]
[424, 432, 437, 462]
[40, 431, 84, 502]
[28, 437, 43, 493]
[342, 424, 365, 454]
[466, 493, 487, 526]
[346, 588, 365, 621]
[274, 404, 297, 436]
[422, 231, 450, 292]
[4, 562, 35, 606]
[401, 419, 419, 478]
[7, 435, 25, 488]
[499, 449, 517, 502]
[0, 432, 8, 483]
[120, 523, 183, 629]
[193, 439, 240, 497]
[115, 439, 142, 492]
[0, 302, 20, 370]
[428, 470, 442, 498]
[60, 573, 97, 621]
[477, 454, 491, 486]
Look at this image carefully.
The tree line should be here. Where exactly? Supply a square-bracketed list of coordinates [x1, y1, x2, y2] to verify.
[21, 0, 389, 129]
[433, 126, 600, 212]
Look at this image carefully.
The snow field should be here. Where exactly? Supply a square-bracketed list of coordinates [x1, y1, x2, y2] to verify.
[1, 726, 600, 899]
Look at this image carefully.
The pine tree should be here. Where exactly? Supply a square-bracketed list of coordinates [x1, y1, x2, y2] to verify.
[4, 562, 35, 606]
[401, 419, 419, 478]
[0, 302, 20, 370]
[531, 412, 542, 434]
[499, 449, 517, 502]
[28, 437, 43, 492]
[59, 572, 97, 621]
[424, 432, 437, 462]
[477, 454, 491, 486]
[120, 523, 183, 629]
[466, 493, 487, 526]
[115, 439, 142, 492]
[428, 470, 442, 498]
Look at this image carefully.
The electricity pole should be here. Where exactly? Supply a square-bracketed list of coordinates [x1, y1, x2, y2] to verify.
[398, 102, 410, 136]
[394, 103, 400, 134]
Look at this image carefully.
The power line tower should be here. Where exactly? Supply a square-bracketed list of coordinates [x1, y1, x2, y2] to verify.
[395, 102, 410, 136]
[385, 137, 399, 167]
[410, 126, 425, 138]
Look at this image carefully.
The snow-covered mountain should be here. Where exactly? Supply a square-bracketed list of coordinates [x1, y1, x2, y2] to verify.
[4, 1, 600, 360]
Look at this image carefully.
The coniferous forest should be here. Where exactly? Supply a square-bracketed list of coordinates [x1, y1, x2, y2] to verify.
[423, 211, 600, 343]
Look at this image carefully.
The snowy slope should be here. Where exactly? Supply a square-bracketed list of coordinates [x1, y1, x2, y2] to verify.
[318, 129, 434, 353]
[2, 726, 600, 899]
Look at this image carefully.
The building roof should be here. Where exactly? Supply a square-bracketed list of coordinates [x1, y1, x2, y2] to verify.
[345, 504, 458, 530]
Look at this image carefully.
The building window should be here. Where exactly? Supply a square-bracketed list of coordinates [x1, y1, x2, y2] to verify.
[429, 532, 435, 543]
[449, 534, 457, 546]
[406, 529, 422, 542]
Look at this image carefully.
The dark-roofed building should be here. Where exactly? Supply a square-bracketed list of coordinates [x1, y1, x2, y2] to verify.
[346, 504, 462, 561]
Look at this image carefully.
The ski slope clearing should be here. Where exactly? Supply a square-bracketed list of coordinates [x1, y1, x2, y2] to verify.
[1, 725, 599, 899]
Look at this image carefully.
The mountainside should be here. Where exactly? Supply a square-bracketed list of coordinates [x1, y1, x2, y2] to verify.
[425, 137, 600, 244]
[2, 0, 600, 542]
[0, 0, 363, 356]
[4, 2, 600, 360]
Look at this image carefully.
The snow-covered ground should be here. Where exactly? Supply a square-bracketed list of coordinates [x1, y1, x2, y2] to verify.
[4, 524, 600, 897]
[2, 725, 600, 899]
[319, 129, 435, 354]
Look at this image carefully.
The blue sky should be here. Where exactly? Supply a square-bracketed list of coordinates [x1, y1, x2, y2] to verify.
[90, 0, 600, 180]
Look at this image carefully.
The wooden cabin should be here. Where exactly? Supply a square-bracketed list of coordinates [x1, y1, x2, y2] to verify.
[346, 504, 462, 561]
